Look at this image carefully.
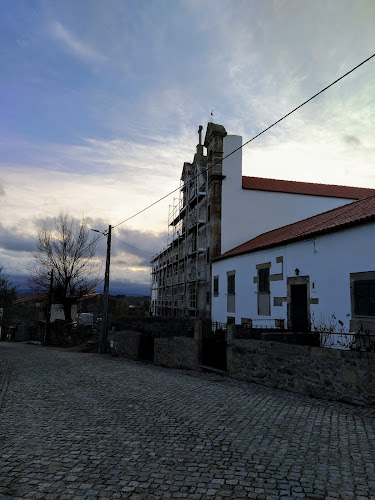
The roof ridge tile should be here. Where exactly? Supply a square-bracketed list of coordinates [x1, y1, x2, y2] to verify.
[241, 176, 375, 199]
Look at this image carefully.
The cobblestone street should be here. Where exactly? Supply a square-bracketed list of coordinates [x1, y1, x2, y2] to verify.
[1, 342, 375, 499]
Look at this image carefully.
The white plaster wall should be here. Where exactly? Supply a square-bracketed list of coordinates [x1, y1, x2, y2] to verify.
[221, 135, 356, 254]
[212, 222, 375, 335]
[51, 303, 77, 322]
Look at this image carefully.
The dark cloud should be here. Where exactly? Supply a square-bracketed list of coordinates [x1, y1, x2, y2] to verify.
[0, 223, 36, 253]
[32, 214, 109, 259]
[84, 215, 168, 262]
[343, 135, 362, 148]
[0, 184, 5, 196]
[114, 226, 167, 259]
[0, 215, 166, 281]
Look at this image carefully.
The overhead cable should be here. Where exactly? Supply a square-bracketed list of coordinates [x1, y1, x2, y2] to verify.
[112, 51, 375, 229]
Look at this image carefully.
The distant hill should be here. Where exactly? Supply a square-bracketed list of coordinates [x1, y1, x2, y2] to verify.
[113, 295, 150, 305]
[8, 274, 150, 299]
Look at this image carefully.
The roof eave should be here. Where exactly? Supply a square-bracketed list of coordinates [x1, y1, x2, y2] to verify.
[214, 216, 375, 262]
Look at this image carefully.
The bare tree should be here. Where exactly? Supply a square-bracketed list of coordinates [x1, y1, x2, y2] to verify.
[29, 213, 101, 323]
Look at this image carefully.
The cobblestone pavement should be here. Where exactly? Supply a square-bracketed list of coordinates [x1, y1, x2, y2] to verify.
[1, 342, 375, 500]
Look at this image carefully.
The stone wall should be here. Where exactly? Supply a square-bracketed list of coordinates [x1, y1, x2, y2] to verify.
[107, 322, 375, 406]
[108, 330, 141, 360]
[229, 339, 375, 407]
[154, 337, 199, 371]
[233, 326, 320, 346]
[110, 317, 194, 338]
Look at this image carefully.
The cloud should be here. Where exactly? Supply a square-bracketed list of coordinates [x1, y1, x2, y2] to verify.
[0, 126, 200, 238]
[51, 21, 108, 65]
[0, 214, 165, 292]
[114, 226, 167, 256]
[0, 184, 5, 196]
[343, 135, 362, 148]
[0, 223, 36, 254]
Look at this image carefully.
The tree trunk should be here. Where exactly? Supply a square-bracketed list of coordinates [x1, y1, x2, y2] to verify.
[63, 301, 73, 323]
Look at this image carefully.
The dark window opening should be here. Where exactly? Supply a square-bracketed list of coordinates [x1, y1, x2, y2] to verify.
[213, 276, 219, 296]
[354, 280, 375, 316]
[258, 266, 270, 316]
[259, 268, 270, 293]
[227, 274, 235, 295]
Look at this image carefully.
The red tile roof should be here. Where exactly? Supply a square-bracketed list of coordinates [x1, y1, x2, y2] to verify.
[216, 194, 375, 261]
[242, 176, 375, 199]
[14, 294, 46, 305]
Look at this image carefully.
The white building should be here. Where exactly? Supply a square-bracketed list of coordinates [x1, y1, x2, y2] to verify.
[212, 195, 375, 343]
[151, 122, 375, 319]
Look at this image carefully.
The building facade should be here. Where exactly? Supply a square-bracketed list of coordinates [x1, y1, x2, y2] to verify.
[151, 122, 375, 319]
[151, 123, 227, 317]
[211, 195, 375, 340]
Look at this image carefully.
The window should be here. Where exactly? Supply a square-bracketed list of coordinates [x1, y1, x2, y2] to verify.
[350, 271, 375, 332]
[354, 280, 375, 316]
[189, 286, 196, 309]
[213, 276, 219, 296]
[257, 264, 270, 316]
[227, 271, 235, 313]
[227, 274, 235, 295]
[259, 268, 270, 293]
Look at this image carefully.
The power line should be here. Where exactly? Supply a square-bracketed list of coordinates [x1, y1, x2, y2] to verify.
[113, 51, 375, 229]
[92, 230, 155, 255]
[111, 234, 155, 255]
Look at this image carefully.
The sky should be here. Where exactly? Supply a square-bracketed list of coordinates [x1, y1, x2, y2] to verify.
[1, 0, 375, 295]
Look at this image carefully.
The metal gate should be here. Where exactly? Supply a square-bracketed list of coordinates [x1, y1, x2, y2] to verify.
[202, 322, 227, 371]
[140, 333, 154, 361]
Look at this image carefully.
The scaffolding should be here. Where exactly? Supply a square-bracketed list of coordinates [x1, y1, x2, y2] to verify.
[151, 161, 209, 318]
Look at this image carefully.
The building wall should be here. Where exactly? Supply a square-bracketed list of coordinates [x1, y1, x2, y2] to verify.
[212, 221, 375, 335]
[220, 135, 356, 254]
[151, 123, 362, 320]
[51, 303, 77, 322]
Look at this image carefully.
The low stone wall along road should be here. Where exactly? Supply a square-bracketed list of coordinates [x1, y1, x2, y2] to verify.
[1, 342, 375, 499]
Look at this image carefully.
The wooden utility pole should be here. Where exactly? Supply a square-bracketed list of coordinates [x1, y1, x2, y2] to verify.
[44, 269, 54, 344]
[99, 225, 111, 354]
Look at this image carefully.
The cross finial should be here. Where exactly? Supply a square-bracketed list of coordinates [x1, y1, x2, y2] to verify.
[198, 125, 203, 145]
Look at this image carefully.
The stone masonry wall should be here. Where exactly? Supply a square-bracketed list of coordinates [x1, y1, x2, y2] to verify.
[110, 317, 194, 338]
[229, 339, 375, 406]
[154, 337, 199, 371]
[108, 330, 141, 360]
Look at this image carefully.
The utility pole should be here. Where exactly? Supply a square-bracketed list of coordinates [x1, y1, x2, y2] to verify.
[0, 308, 3, 341]
[99, 225, 111, 354]
[44, 269, 54, 344]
